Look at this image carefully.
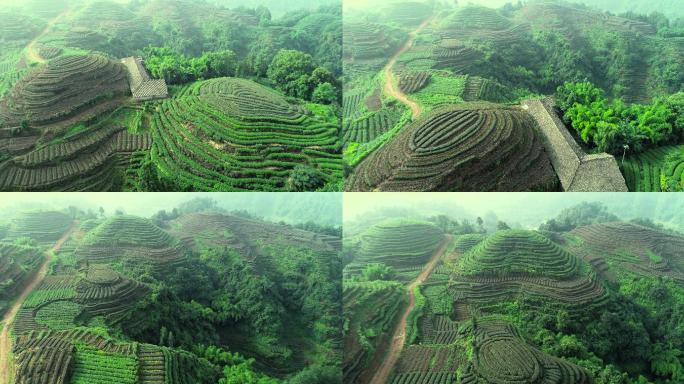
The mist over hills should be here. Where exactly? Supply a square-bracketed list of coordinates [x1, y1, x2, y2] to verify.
[582, 0, 684, 20]
[344, 0, 684, 21]
[344, 194, 684, 233]
[0, 193, 343, 226]
[209, 0, 340, 16]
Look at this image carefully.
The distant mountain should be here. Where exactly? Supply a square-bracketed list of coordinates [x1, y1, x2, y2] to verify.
[575, 0, 684, 20]
[210, 0, 339, 16]
[451, 0, 684, 21]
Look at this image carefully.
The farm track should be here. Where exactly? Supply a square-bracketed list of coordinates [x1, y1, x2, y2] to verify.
[26, 9, 70, 64]
[384, 17, 433, 120]
[369, 234, 452, 384]
[0, 222, 76, 384]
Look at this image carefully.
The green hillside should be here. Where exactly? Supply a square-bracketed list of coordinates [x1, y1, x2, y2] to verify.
[344, 203, 684, 383]
[345, 219, 444, 281]
[457, 230, 581, 278]
[343, 0, 684, 191]
[4, 205, 343, 384]
[0, 0, 342, 192]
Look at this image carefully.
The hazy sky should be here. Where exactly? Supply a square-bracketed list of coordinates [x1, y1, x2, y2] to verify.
[344, 193, 683, 229]
[0, 192, 339, 220]
[344, 0, 514, 11]
[209, 0, 339, 16]
[345, 193, 590, 222]
[0, 193, 219, 217]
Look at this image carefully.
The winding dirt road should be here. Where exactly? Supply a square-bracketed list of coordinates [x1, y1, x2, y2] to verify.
[369, 235, 452, 384]
[25, 10, 70, 64]
[383, 17, 434, 121]
[0, 223, 76, 384]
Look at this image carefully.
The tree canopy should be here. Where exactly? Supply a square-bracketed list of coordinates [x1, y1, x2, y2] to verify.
[556, 82, 684, 155]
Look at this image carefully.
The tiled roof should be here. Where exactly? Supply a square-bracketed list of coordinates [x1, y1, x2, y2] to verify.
[523, 98, 628, 192]
[132, 79, 168, 101]
[121, 57, 168, 101]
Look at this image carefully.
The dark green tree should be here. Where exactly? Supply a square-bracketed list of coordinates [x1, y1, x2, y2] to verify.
[267, 49, 315, 99]
[286, 165, 324, 191]
[360, 263, 396, 281]
[312, 83, 337, 104]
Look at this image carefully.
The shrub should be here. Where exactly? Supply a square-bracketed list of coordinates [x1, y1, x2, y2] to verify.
[312, 82, 337, 104]
[360, 263, 396, 281]
[286, 165, 324, 192]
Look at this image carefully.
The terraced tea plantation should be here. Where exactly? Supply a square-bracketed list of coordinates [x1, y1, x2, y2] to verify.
[459, 320, 592, 384]
[451, 230, 608, 313]
[150, 78, 341, 191]
[343, 0, 684, 191]
[76, 215, 187, 274]
[343, 203, 684, 384]
[343, 281, 405, 383]
[344, 22, 403, 62]
[0, 242, 45, 315]
[457, 230, 581, 278]
[0, 55, 128, 127]
[5, 210, 73, 245]
[3, 202, 343, 384]
[346, 105, 558, 191]
[380, 2, 434, 26]
[344, 219, 444, 280]
[621, 145, 684, 192]
[568, 222, 684, 283]
[0, 0, 342, 191]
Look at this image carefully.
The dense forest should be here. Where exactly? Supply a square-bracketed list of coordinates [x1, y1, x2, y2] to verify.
[344, 197, 684, 384]
[0, 195, 343, 384]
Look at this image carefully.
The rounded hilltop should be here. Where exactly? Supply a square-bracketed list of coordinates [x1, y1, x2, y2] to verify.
[356, 219, 444, 268]
[81, 215, 178, 249]
[347, 104, 558, 192]
[150, 77, 341, 191]
[439, 6, 513, 31]
[380, 2, 433, 25]
[0, 55, 128, 127]
[6, 210, 72, 243]
[457, 229, 581, 279]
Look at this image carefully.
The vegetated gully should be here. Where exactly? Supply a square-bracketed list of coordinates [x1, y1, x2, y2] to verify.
[369, 235, 453, 384]
[383, 17, 434, 121]
[0, 223, 77, 384]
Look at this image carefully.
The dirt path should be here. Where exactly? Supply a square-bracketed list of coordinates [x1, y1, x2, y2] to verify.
[369, 234, 452, 384]
[25, 10, 70, 64]
[383, 17, 434, 121]
[0, 223, 76, 384]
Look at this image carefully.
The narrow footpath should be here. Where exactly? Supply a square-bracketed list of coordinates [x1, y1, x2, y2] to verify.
[369, 235, 453, 384]
[0, 223, 76, 384]
[383, 17, 434, 121]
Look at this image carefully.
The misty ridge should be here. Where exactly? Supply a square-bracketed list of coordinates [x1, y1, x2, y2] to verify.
[343, 193, 684, 234]
[345, 0, 684, 20]
[0, 194, 342, 226]
[0, 0, 343, 192]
